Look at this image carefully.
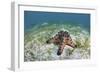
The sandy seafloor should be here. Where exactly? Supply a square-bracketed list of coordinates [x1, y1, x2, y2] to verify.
[24, 23, 90, 62]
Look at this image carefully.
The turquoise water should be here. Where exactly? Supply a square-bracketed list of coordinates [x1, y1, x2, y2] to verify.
[24, 11, 90, 32]
[24, 11, 90, 62]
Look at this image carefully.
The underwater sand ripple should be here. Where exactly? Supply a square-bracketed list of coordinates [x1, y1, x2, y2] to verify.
[24, 23, 90, 61]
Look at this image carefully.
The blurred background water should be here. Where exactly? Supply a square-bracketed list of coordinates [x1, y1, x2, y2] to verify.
[24, 11, 90, 32]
